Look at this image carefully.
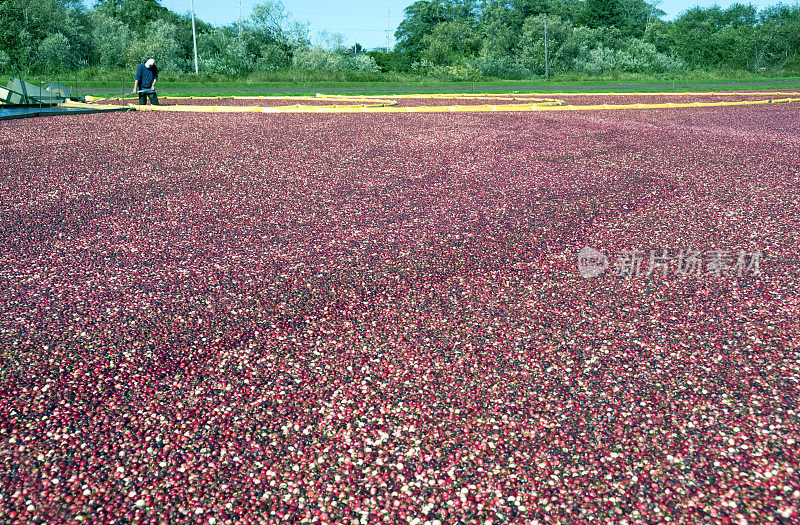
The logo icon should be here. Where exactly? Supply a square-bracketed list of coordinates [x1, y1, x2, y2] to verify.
[577, 246, 608, 278]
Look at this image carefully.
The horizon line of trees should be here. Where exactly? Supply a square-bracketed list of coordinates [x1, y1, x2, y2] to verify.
[386, 0, 800, 78]
[0, 0, 798, 79]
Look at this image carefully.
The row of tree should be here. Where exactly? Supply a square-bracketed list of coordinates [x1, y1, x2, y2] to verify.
[386, 0, 800, 77]
[0, 0, 381, 76]
[0, 0, 798, 78]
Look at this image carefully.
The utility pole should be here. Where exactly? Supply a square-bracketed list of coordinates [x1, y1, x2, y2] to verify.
[239, 0, 243, 36]
[386, 9, 391, 53]
[543, 16, 549, 81]
[190, 0, 199, 74]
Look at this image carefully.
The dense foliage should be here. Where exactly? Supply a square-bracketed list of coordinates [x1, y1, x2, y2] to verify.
[390, 0, 800, 77]
[0, 0, 378, 77]
[0, 0, 798, 81]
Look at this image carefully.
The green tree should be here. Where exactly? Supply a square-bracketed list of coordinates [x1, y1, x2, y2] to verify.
[580, 0, 659, 36]
[93, 0, 172, 34]
[126, 19, 182, 70]
[250, 0, 290, 41]
[91, 13, 134, 69]
[516, 14, 573, 75]
[395, 0, 478, 66]
[366, 50, 406, 72]
[713, 24, 758, 69]
[478, 2, 525, 58]
[759, 4, 800, 68]
[420, 19, 480, 65]
[581, 0, 626, 29]
[38, 33, 73, 72]
[508, 0, 551, 19]
[198, 28, 256, 76]
[396, 1, 452, 63]
[348, 43, 365, 54]
[0, 0, 89, 71]
[667, 4, 763, 69]
[549, 0, 585, 23]
[247, 0, 307, 68]
[643, 19, 676, 54]
[249, 0, 308, 47]
[670, 8, 719, 66]
[719, 3, 757, 27]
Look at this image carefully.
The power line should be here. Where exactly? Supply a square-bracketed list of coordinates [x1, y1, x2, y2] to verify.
[324, 29, 396, 33]
[291, 11, 403, 18]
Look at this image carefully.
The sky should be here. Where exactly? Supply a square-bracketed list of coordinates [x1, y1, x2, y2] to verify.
[151, 1, 792, 50]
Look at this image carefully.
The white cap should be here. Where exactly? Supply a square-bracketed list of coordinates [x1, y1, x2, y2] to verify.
[145, 58, 155, 68]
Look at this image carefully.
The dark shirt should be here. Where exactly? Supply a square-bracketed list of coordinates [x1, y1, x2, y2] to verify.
[135, 63, 158, 91]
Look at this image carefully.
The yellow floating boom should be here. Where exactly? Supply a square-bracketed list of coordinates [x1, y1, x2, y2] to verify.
[77, 92, 800, 114]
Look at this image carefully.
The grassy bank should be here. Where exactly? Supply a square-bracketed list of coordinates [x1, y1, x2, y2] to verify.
[8, 68, 800, 97]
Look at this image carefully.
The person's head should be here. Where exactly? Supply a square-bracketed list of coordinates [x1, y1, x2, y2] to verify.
[145, 58, 155, 69]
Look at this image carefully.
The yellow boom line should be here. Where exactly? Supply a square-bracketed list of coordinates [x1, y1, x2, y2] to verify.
[77, 92, 800, 114]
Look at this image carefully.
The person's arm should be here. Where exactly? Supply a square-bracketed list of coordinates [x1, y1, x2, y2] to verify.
[150, 79, 156, 92]
[151, 68, 157, 91]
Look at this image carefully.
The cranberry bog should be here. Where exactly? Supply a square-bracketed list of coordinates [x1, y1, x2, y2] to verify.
[2, 96, 800, 523]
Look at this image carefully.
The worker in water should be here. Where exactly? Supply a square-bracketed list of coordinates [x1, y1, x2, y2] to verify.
[134, 58, 159, 105]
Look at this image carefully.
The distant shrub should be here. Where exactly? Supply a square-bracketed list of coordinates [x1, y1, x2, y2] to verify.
[0, 50, 11, 72]
[575, 46, 616, 75]
[429, 63, 481, 81]
[38, 33, 73, 72]
[649, 52, 685, 74]
[781, 55, 800, 75]
[256, 43, 291, 71]
[624, 39, 685, 73]
[197, 30, 256, 76]
[292, 47, 379, 72]
[348, 54, 380, 73]
[575, 40, 685, 75]
[293, 47, 345, 70]
[470, 55, 532, 80]
[366, 50, 406, 73]
[410, 59, 435, 74]
[91, 14, 134, 69]
[126, 20, 183, 72]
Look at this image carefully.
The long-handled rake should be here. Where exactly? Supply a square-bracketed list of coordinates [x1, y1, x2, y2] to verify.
[85, 90, 148, 104]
